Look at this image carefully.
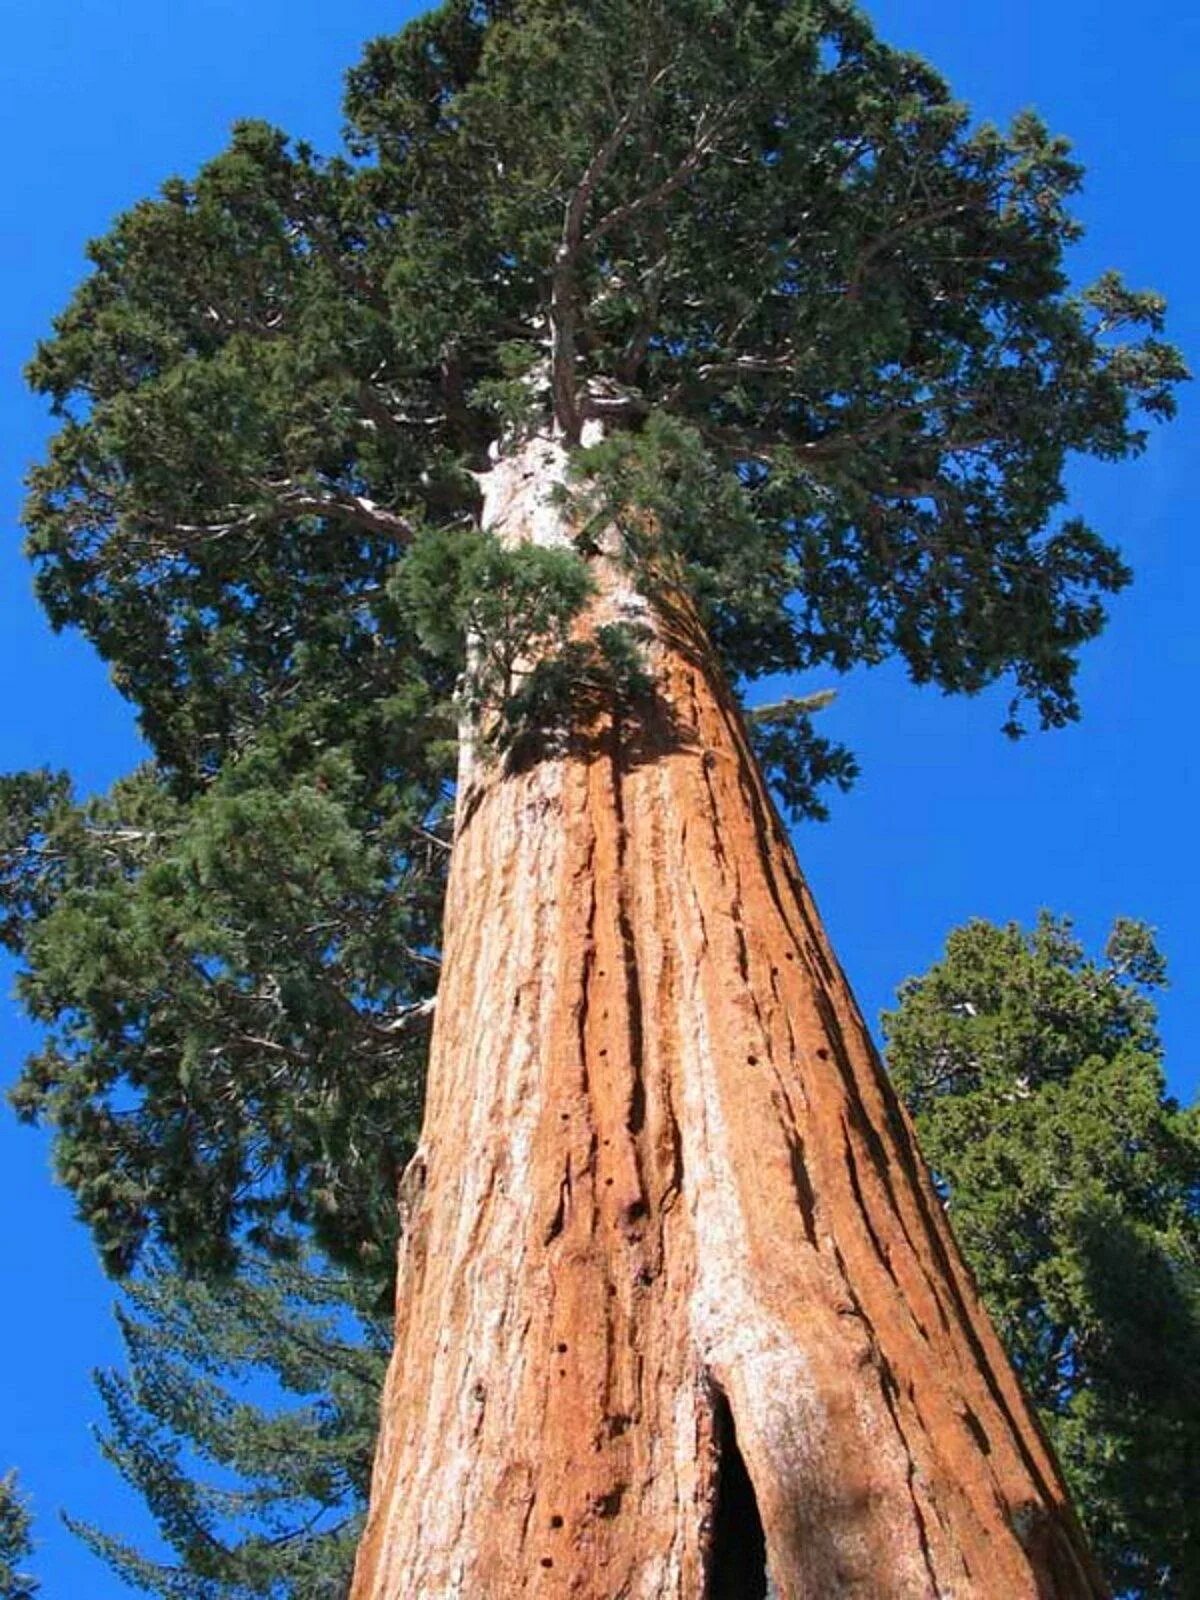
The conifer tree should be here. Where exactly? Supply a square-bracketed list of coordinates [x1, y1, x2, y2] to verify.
[885, 915, 1200, 1599]
[0, 1473, 38, 1600]
[6, 1, 1185, 1594]
[72, 1254, 386, 1600]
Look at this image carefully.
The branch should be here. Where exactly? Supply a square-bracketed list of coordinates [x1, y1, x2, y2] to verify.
[356, 382, 445, 436]
[710, 138, 874, 354]
[745, 689, 837, 726]
[615, 225, 671, 383]
[844, 198, 975, 300]
[257, 482, 418, 541]
[398, 941, 443, 973]
[564, 67, 673, 257]
[581, 32, 803, 254]
[664, 350, 808, 405]
[578, 381, 650, 424]
[697, 353, 804, 380]
[580, 98, 735, 250]
[691, 403, 918, 465]
[551, 59, 676, 438]
[367, 996, 437, 1039]
[408, 823, 452, 856]
[551, 33, 804, 432]
[169, 482, 418, 547]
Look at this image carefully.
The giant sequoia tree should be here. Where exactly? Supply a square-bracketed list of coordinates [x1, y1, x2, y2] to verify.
[6, 0, 1185, 1595]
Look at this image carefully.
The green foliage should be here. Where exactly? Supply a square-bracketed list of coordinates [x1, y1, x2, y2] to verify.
[570, 415, 861, 812]
[8, 0, 1184, 1290]
[70, 1253, 387, 1599]
[884, 915, 1200, 1597]
[3, 755, 433, 1285]
[397, 524, 658, 753]
[745, 699, 857, 823]
[26, 1, 1186, 772]
[498, 623, 658, 757]
[344, 0, 1183, 734]
[0, 1474, 38, 1600]
[398, 523, 597, 735]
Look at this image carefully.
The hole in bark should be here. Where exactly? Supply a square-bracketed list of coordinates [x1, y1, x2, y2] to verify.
[550, 1515, 564, 1529]
[708, 1391, 769, 1600]
[593, 1486, 624, 1518]
[540, 1557, 553, 1568]
[556, 1342, 569, 1353]
[746, 1054, 758, 1066]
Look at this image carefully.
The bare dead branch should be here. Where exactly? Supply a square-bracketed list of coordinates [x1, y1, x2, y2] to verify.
[368, 996, 437, 1039]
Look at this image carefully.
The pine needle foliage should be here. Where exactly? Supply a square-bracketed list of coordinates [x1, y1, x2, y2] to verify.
[0, 1474, 38, 1600]
[69, 1253, 387, 1600]
[885, 915, 1200, 1599]
[1, 759, 432, 1283]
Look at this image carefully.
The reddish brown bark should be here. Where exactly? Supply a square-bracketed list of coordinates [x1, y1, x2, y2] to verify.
[350, 434, 1105, 1599]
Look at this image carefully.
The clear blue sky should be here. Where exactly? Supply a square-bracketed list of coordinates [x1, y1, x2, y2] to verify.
[1, 1, 1196, 1592]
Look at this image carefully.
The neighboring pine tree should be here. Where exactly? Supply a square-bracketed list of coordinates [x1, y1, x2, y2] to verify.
[0, 1473, 38, 1600]
[884, 915, 1200, 1598]
[71, 1253, 387, 1600]
[6, 1, 1186, 1593]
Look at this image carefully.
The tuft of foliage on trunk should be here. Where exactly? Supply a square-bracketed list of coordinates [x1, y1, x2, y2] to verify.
[885, 914, 1200, 1598]
[0, 1473, 38, 1600]
[6, 0, 1183, 1284]
[69, 1253, 387, 1600]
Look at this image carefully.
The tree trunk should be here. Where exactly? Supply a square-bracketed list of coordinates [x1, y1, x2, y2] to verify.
[350, 432, 1105, 1599]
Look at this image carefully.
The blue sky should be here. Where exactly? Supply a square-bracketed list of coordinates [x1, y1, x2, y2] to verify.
[1, 0, 1196, 1591]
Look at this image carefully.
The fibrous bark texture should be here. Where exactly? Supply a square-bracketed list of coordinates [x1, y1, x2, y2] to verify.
[350, 433, 1105, 1600]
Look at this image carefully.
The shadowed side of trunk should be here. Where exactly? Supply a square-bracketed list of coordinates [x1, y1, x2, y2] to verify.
[350, 433, 1106, 1600]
